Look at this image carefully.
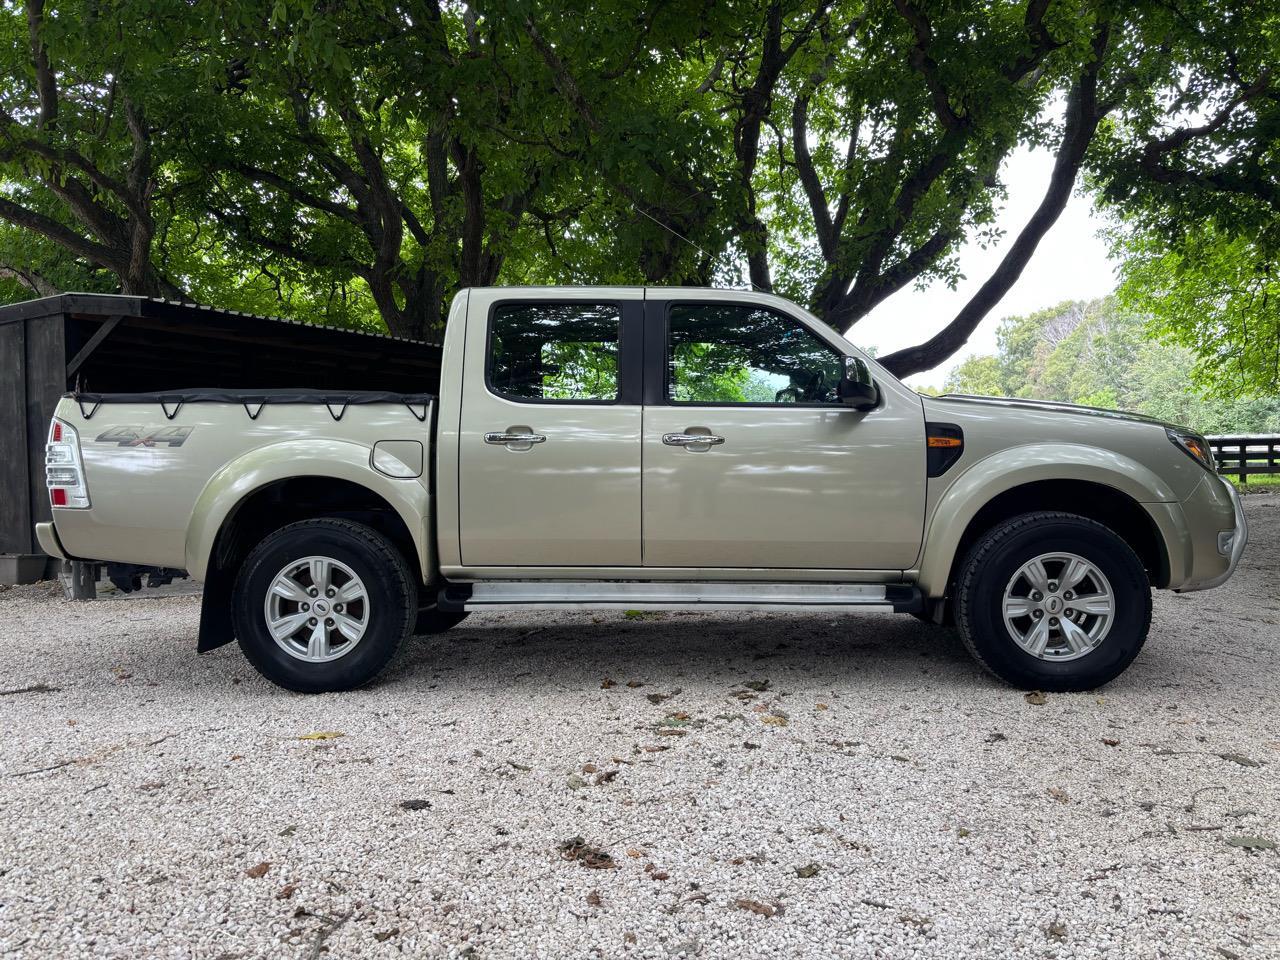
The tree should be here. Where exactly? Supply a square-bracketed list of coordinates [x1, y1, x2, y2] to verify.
[0, 0, 192, 297]
[945, 354, 1006, 396]
[1113, 224, 1280, 397]
[945, 296, 1280, 434]
[179, 0, 575, 341]
[1090, 0, 1280, 395]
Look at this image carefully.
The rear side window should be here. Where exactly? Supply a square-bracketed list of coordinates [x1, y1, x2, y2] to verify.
[488, 303, 620, 402]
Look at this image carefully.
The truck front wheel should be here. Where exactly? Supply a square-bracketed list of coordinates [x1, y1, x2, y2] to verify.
[954, 512, 1152, 691]
[232, 519, 416, 692]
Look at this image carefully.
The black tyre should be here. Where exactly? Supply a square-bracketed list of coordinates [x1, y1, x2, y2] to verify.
[414, 607, 470, 634]
[955, 511, 1151, 691]
[232, 519, 417, 693]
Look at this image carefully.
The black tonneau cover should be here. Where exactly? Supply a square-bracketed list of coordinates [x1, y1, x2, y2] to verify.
[67, 388, 435, 422]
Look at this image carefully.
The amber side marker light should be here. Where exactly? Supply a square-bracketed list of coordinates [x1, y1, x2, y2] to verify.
[925, 423, 965, 477]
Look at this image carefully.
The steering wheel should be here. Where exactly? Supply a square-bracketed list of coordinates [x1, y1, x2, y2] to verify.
[775, 386, 800, 403]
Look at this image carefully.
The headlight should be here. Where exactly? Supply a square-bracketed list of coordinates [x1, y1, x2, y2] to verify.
[1166, 428, 1216, 473]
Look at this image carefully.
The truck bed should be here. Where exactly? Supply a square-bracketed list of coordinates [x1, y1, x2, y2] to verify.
[46, 389, 436, 575]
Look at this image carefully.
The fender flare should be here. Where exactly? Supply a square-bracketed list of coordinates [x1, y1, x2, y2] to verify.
[184, 438, 432, 582]
[915, 443, 1189, 597]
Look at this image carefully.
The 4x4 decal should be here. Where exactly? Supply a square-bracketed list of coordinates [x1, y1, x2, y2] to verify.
[94, 426, 194, 448]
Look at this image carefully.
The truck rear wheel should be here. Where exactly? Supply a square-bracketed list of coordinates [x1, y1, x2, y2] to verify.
[232, 519, 416, 692]
[955, 512, 1151, 691]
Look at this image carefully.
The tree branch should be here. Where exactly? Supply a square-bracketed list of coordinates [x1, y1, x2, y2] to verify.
[0, 197, 124, 271]
[879, 23, 1112, 378]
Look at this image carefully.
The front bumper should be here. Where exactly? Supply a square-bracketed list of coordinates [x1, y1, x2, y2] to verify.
[1175, 478, 1248, 592]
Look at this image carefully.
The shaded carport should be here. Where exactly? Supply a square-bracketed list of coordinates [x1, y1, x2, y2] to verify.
[0, 294, 441, 584]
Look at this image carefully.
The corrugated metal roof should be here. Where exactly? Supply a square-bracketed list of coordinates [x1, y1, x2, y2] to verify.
[0, 293, 432, 345]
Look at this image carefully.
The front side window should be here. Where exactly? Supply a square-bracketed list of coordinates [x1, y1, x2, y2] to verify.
[667, 303, 845, 404]
[489, 302, 620, 402]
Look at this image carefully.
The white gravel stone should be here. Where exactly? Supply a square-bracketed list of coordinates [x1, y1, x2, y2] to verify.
[1, 496, 1278, 958]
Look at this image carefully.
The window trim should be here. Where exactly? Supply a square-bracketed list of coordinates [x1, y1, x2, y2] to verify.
[658, 300, 850, 409]
[483, 299, 640, 406]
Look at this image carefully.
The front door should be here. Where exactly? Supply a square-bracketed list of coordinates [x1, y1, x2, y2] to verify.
[642, 298, 926, 570]
[459, 296, 643, 567]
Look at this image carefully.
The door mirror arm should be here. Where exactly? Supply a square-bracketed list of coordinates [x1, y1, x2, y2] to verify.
[837, 357, 880, 411]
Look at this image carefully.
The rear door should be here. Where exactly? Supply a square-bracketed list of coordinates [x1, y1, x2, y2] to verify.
[458, 292, 644, 566]
[641, 295, 926, 570]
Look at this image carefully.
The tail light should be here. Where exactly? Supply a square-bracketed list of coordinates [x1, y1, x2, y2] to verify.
[46, 418, 91, 509]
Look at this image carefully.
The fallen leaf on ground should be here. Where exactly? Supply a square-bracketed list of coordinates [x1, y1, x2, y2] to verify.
[508, 760, 532, 772]
[558, 837, 616, 869]
[276, 883, 297, 900]
[1225, 835, 1277, 850]
[815, 703, 829, 711]
[586, 890, 602, 906]
[625, 680, 644, 688]
[1101, 737, 1120, 747]
[640, 744, 669, 752]
[400, 799, 432, 811]
[245, 862, 271, 879]
[625, 848, 645, 858]
[1046, 920, 1068, 941]
[794, 863, 820, 878]
[278, 825, 297, 837]
[296, 731, 344, 741]
[761, 712, 789, 727]
[582, 763, 598, 774]
[743, 680, 770, 692]
[742, 741, 761, 749]
[734, 898, 781, 917]
[600, 677, 616, 689]
[567, 775, 587, 790]
[595, 770, 618, 785]
[373, 928, 399, 943]
[1047, 787, 1070, 804]
[1024, 691, 1048, 706]
[646, 692, 672, 704]
[984, 732, 1007, 743]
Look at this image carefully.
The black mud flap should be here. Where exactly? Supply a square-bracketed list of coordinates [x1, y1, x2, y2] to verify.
[197, 566, 236, 652]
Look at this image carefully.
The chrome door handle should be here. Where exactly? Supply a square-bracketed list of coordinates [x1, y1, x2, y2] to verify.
[663, 432, 725, 447]
[485, 432, 546, 445]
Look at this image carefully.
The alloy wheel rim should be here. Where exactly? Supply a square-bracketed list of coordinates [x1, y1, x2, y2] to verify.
[264, 556, 369, 663]
[1001, 552, 1115, 662]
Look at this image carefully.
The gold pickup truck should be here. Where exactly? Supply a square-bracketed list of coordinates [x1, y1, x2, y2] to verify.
[37, 287, 1246, 693]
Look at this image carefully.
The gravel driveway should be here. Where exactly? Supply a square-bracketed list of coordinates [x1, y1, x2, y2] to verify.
[2, 496, 1278, 959]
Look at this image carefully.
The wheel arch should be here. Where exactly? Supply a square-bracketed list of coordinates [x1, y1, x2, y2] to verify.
[187, 441, 432, 652]
[917, 447, 1183, 600]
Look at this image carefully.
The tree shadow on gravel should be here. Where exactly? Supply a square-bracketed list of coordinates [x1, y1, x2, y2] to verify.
[386, 612, 984, 693]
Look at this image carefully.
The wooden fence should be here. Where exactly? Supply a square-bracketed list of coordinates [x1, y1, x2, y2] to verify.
[1207, 436, 1280, 483]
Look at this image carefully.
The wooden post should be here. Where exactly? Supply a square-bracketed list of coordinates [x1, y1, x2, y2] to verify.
[70, 561, 99, 600]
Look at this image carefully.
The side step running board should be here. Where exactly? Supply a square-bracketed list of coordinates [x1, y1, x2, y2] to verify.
[437, 581, 922, 614]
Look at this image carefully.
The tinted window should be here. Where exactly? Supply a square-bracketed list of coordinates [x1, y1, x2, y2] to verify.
[667, 304, 845, 404]
[489, 303, 620, 402]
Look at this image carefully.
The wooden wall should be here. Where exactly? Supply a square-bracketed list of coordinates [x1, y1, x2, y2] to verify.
[0, 311, 64, 555]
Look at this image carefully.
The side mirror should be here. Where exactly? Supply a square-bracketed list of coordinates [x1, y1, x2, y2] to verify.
[837, 356, 879, 411]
